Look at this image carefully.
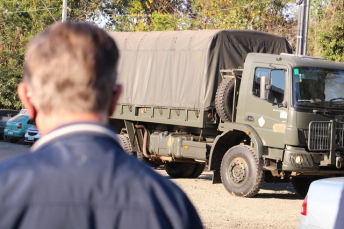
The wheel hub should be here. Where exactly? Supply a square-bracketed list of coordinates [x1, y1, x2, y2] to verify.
[229, 157, 247, 185]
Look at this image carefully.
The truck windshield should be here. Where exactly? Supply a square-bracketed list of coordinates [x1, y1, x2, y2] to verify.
[293, 67, 344, 109]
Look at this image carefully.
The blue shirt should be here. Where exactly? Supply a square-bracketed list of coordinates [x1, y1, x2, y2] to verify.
[0, 123, 203, 229]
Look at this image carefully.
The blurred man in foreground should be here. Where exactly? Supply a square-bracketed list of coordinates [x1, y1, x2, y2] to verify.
[0, 22, 202, 229]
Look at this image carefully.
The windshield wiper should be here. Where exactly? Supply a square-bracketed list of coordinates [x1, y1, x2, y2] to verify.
[297, 101, 323, 107]
[329, 98, 344, 107]
[312, 108, 333, 114]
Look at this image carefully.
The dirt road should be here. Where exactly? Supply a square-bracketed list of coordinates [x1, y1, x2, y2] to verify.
[157, 169, 303, 229]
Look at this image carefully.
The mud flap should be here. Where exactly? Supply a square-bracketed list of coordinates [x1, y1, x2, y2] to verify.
[212, 170, 222, 184]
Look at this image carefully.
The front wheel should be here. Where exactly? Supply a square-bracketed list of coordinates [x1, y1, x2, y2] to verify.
[220, 145, 264, 197]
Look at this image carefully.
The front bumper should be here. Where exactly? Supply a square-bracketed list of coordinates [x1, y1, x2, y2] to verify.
[282, 147, 344, 175]
[4, 129, 25, 139]
[23, 136, 40, 144]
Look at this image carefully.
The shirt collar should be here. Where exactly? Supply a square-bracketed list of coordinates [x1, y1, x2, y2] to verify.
[31, 123, 120, 152]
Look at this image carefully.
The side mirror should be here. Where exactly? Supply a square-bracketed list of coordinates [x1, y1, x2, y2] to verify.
[260, 76, 271, 100]
[279, 100, 288, 108]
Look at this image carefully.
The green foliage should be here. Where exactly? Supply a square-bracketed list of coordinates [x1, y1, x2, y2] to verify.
[308, 0, 344, 61]
[151, 11, 176, 31]
[2, 0, 344, 109]
[0, 0, 45, 109]
[0, 0, 112, 109]
[111, 0, 190, 31]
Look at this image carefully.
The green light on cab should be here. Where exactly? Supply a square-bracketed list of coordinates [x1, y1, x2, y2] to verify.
[294, 68, 300, 75]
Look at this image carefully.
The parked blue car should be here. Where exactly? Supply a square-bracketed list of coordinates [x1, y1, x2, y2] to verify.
[4, 114, 35, 143]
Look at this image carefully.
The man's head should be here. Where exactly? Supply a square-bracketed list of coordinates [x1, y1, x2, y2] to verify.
[18, 22, 121, 133]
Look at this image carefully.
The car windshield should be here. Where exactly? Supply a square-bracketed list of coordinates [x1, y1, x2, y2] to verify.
[293, 67, 344, 109]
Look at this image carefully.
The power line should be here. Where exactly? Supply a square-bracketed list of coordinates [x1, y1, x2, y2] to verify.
[4, 7, 60, 14]
[3, 1, 296, 20]
[40, 0, 57, 22]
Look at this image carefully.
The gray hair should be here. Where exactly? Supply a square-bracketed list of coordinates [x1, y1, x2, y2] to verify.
[24, 22, 119, 115]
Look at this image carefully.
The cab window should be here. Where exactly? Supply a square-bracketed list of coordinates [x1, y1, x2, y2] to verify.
[253, 67, 286, 103]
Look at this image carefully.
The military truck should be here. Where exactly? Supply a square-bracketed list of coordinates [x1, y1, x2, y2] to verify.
[108, 30, 344, 197]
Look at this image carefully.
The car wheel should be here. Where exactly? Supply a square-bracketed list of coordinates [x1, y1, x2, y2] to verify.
[221, 145, 264, 197]
[9, 138, 18, 143]
[165, 162, 196, 178]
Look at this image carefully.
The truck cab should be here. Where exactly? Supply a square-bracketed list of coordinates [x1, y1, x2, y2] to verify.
[214, 53, 344, 196]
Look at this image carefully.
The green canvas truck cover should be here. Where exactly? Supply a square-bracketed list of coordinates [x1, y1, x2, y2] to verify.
[108, 30, 292, 111]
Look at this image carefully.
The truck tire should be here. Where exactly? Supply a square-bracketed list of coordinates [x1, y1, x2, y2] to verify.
[291, 177, 315, 197]
[189, 163, 206, 178]
[215, 78, 235, 122]
[165, 162, 196, 178]
[118, 134, 133, 155]
[220, 145, 264, 197]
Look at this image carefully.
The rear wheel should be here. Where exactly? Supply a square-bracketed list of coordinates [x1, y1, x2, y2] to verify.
[165, 162, 195, 178]
[189, 163, 206, 178]
[221, 145, 264, 197]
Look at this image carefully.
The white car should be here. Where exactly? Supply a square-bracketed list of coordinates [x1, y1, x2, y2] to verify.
[298, 177, 344, 229]
[23, 126, 41, 145]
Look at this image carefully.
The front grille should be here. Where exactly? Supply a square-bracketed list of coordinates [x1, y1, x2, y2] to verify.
[337, 122, 344, 148]
[308, 122, 331, 151]
[307, 121, 344, 151]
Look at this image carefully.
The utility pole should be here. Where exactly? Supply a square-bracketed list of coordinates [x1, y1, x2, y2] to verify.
[296, 0, 310, 56]
[62, 0, 67, 22]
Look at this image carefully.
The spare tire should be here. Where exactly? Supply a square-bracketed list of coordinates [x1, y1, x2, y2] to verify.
[215, 78, 235, 122]
[118, 134, 132, 154]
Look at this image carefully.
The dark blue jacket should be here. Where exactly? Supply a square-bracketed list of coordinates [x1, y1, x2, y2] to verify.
[0, 123, 203, 229]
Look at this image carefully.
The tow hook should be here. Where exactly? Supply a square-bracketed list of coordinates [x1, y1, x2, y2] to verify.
[336, 157, 343, 169]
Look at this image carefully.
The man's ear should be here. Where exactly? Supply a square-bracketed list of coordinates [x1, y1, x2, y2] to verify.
[108, 84, 122, 116]
[17, 82, 36, 119]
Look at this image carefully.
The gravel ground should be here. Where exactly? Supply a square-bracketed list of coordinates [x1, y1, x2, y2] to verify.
[1, 141, 303, 228]
[156, 169, 303, 229]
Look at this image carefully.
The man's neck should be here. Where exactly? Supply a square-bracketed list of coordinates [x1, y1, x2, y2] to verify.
[36, 112, 108, 136]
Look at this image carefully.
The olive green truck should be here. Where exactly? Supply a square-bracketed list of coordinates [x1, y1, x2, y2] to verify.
[108, 30, 344, 197]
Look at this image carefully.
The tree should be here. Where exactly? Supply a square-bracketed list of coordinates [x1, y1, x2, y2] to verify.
[0, 0, 114, 109]
[6, 0, 344, 109]
[0, 0, 54, 109]
[110, 0, 192, 31]
[189, 0, 297, 48]
[308, 0, 344, 61]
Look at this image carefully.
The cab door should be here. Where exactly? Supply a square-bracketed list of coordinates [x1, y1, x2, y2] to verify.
[242, 64, 289, 148]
